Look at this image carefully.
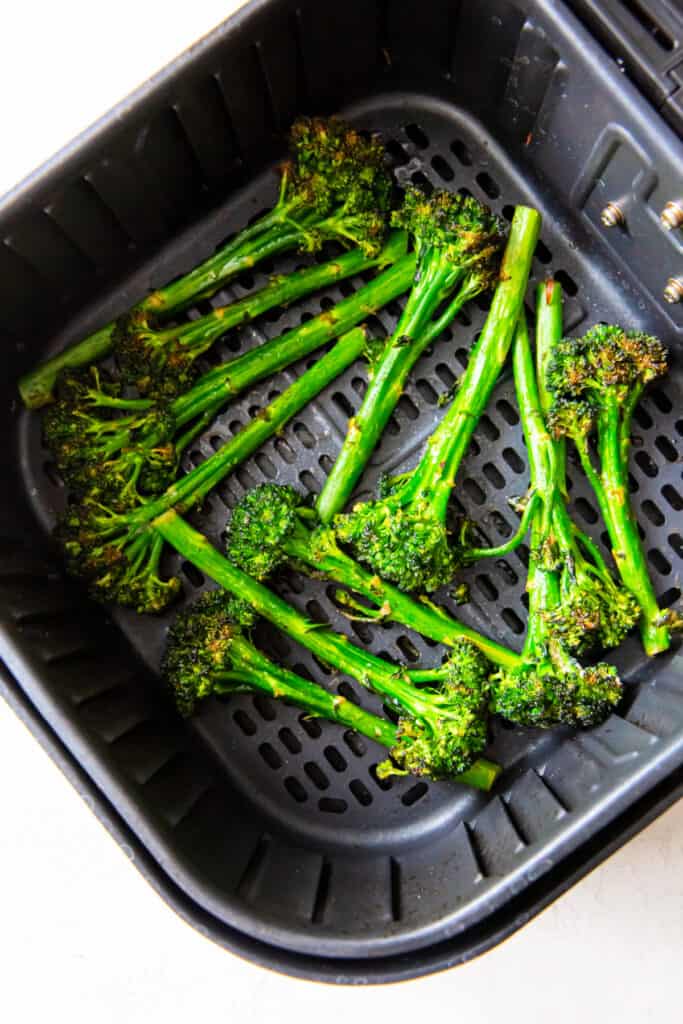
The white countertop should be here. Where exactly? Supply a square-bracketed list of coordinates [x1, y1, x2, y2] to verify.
[1, 4, 681, 1020]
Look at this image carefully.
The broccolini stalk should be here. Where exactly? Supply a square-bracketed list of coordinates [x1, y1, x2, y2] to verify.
[527, 282, 639, 653]
[44, 235, 414, 509]
[114, 231, 406, 399]
[154, 512, 500, 784]
[316, 188, 505, 524]
[57, 327, 373, 612]
[19, 117, 393, 409]
[333, 205, 541, 593]
[225, 483, 521, 670]
[162, 590, 500, 787]
[546, 323, 678, 656]
[490, 312, 624, 728]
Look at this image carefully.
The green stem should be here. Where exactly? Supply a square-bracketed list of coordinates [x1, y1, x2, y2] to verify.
[535, 279, 566, 487]
[142, 210, 300, 315]
[408, 207, 542, 521]
[283, 528, 521, 669]
[467, 492, 540, 560]
[316, 249, 474, 524]
[216, 635, 398, 748]
[169, 237, 414, 429]
[150, 328, 370, 516]
[153, 512, 452, 694]
[18, 214, 310, 410]
[142, 232, 407, 365]
[19, 324, 115, 410]
[596, 396, 669, 655]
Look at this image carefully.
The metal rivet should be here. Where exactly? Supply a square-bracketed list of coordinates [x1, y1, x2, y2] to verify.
[660, 201, 683, 231]
[600, 201, 625, 228]
[663, 277, 683, 304]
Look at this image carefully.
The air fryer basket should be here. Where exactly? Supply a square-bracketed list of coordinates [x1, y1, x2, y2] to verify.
[1, 0, 682, 983]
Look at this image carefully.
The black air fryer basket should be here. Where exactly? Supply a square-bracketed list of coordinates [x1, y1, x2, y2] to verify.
[1, 0, 682, 984]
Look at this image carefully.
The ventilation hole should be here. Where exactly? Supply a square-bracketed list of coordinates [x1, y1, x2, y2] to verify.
[350, 618, 373, 644]
[496, 399, 519, 425]
[575, 496, 598, 524]
[292, 421, 316, 449]
[188, 449, 203, 468]
[648, 548, 671, 575]
[338, 681, 361, 705]
[254, 452, 277, 479]
[554, 269, 578, 296]
[319, 797, 347, 814]
[502, 204, 515, 221]
[676, 419, 683, 438]
[253, 695, 277, 721]
[633, 405, 653, 430]
[274, 437, 296, 464]
[350, 376, 367, 398]
[450, 139, 473, 165]
[463, 478, 486, 505]
[628, 471, 639, 494]
[233, 709, 257, 736]
[661, 484, 683, 510]
[479, 415, 500, 441]
[650, 388, 672, 413]
[497, 559, 519, 584]
[182, 561, 204, 588]
[338, 280, 355, 298]
[259, 743, 282, 770]
[535, 240, 552, 264]
[324, 746, 347, 772]
[489, 510, 512, 538]
[476, 172, 500, 199]
[410, 171, 433, 194]
[349, 779, 373, 806]
[430, 154, 454, 181]
[299, 469, 319, 494]
[483, 463, 506, 489]
[655, 436, 677, 462]
[401, 782, 428, 807]
[299, 713, 322, 738]
[318, 454, 333, 475]
[635, 451, 658, 478]
[661, 586, 682, 607]
[369, 763, 393, 790]
[404, 122, 429, 149]
[236, 467, 258, 491]
[667, 533, 683, 559]
[397, 395, 419, 420]
[455, 346, 469, 369]
[502, 447, 525, 474]
[306, 599, 329, 624]
[641, 499, 665, 526]
[279, 727, 302, 754]
[396, 635, 420, 662]
[435, 362, 456, 389]
[416, 378, 438, 404]
[343, 730, 366, 757]
[502, 608, 525, 634]
[385, 139, 410, 166]
[284, 777, 308, 803]
[304, 762, 330, 790]
[475, 575, 499, 601]
[332, 392, 354, 417]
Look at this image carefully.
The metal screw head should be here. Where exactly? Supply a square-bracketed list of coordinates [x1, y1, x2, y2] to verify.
[660, 201, 683, 231]
[601, 201, 625, 228]
[663, 277, 683, 304]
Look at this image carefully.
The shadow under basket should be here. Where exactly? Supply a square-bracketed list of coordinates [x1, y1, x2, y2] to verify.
[1, 0, 683, 983]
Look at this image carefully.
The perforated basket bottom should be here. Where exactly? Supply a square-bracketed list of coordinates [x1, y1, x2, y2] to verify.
[20, 94, 683, 954]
